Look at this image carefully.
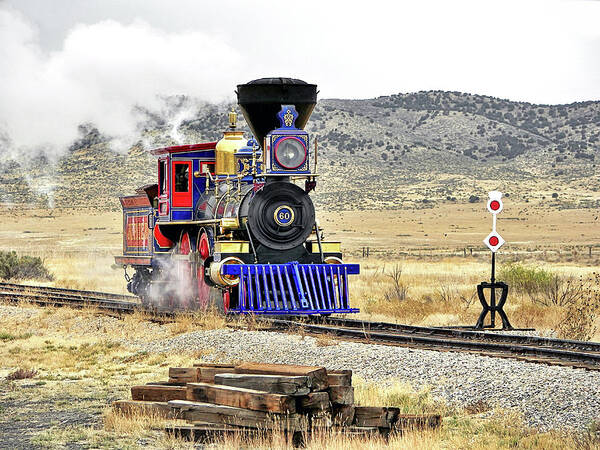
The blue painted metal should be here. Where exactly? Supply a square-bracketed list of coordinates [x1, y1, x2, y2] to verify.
[222, 262, 360, 314]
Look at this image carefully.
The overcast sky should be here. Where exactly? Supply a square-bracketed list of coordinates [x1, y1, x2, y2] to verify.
[1, 0, 599, 154]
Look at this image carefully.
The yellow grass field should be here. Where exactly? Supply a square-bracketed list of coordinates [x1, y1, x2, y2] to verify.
[0, 202, 598, 337]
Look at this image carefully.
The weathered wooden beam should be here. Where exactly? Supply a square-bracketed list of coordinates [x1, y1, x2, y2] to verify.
[131, 385, 188, 402]
[197, 367, 237, 383]
[169, 367, 199, 383]
[165, 424, 304, 446]
[353, 406, 399, 428]
[214, 373, 311, 396]
[327, 370, 352, 387]
[327, 386, 354, 405]
[145, 381, 186, 387]
[186, 382, 296, 414]
[112, 400, 180, 419]
[332, 404, 355, 426]
[299, 392, 330, 412]
[234, 362, 328, 391]
[193, 363, 236, 368]
[169, 400, 305, 430]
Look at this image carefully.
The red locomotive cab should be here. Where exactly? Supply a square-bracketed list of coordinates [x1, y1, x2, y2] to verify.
[171, 160, 192, 207]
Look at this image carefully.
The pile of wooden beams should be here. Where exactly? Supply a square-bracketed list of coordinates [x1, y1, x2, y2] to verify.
[113, 362, 441, 442]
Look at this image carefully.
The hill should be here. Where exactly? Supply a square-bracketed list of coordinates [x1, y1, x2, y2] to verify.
[1, 91, 599, 212]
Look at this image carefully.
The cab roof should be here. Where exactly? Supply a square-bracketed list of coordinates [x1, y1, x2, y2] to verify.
[150, 142, 217, 156]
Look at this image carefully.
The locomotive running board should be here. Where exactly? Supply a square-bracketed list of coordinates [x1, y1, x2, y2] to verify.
[221, 262, 360, 314]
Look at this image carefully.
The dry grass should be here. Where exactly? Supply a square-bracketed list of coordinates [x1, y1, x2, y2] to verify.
[168, 308, 227, 335]
[349, 258, 600, 340]
[315, 333, 338, 347]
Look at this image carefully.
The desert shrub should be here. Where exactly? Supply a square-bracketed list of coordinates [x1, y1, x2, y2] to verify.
[534, 274, 587, 307]
[499, 263, 553, 295]
[383, 264, 408, 301]
[0, 331, 32, 342]
[6, 368, 38, 380]
[556, 275, 600, 340]
[0, 251, 53, 281]
[437, 284, 476, 308]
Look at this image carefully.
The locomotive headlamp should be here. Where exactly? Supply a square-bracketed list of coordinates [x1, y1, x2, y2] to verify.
[274, 137, 307, 169]
[265, 105, 310, 174]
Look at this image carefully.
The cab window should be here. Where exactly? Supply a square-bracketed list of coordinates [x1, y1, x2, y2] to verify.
[159, 160, 167, 195]
[174, 164, 189, 192]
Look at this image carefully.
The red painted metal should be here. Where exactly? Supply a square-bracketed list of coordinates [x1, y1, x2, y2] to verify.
[114, 256, 152, 266]
[171, 161, 193, 207]
[120, 195, 150, 208]
[153, 225, 173, 249]
[151, 142, 217, 155]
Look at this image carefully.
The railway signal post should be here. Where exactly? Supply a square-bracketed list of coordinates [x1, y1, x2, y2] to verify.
[475, 191, 513, 330]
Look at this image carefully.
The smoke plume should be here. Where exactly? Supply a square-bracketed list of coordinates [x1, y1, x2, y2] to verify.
[0, 6, 242, 158]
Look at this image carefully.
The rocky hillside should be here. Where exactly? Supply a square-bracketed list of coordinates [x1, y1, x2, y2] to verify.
[1, 91, 599, 211]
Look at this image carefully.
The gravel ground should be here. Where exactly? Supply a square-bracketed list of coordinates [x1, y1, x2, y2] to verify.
[137, 328, 600, 432]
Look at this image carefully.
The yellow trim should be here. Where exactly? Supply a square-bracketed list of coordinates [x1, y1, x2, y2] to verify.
[215, 241, 250, 254]
[309, 241, 341, 253]
[220, 217, 240, 230]
[209, 257, 244, 286]
[158, 220, 220, 225]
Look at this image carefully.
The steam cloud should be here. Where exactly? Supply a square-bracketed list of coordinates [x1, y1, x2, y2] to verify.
[0, 6, 243, 159]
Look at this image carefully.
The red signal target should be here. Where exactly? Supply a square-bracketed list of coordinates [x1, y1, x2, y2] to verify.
[487, 191, 503, 214]
[484, 231, 505, 252]
[483, 191, 505, 252]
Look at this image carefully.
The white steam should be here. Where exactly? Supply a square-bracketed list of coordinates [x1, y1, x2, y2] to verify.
[146, 255, 199, 310]
[0, 6, 242, 158]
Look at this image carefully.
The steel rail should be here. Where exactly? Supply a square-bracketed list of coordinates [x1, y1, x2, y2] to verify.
[305, 316, 600, 353]
[0, 291, 138, 312]
[0, 281, 137, 301]
[264, 318, 600, 370]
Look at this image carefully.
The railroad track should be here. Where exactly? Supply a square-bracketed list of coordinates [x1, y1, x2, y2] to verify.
[0, 281, 139, 314]
[2, 282, 600, 371]
[268, 317, 600, 371]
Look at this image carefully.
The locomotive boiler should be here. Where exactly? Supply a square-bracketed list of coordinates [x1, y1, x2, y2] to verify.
[115, 78, 359, 314]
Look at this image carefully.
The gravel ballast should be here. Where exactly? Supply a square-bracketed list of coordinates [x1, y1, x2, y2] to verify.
[138, 328, 600, 432]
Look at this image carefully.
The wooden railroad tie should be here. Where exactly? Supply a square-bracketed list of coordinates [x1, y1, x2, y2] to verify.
[114, 361, 441, 442]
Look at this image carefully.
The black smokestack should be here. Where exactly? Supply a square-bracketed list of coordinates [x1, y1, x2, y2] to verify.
[236, 77, 317, 147]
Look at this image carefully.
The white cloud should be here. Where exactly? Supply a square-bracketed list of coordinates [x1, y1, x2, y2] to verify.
[0, 7, 242, 156]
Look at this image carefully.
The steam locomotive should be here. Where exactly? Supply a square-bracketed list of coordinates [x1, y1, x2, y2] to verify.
[115, 78, 359, 314]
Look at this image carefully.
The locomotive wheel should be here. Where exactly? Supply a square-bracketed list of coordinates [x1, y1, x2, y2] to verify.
[195, 229, 212, 310]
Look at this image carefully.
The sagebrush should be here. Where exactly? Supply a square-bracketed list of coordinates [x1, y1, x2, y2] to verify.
[0, 250, 53, 281]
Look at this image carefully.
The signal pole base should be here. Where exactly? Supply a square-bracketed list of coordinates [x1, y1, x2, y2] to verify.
[474, 281, 513, 330]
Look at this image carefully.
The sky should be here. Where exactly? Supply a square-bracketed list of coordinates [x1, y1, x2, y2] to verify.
[1, 0, 599, 155]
